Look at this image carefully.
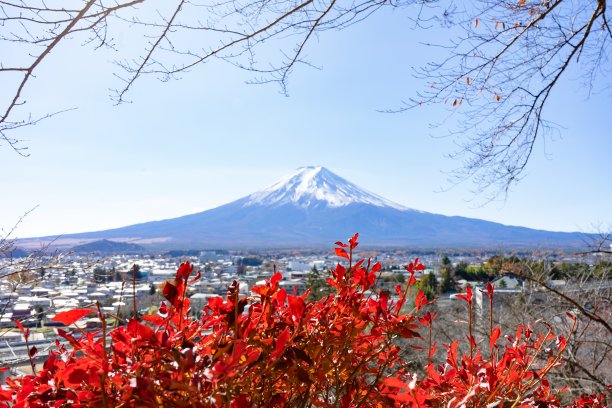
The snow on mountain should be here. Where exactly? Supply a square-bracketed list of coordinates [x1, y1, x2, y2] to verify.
[243, 166, 407, 210]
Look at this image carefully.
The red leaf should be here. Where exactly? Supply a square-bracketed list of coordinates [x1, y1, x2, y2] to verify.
[486, 281, 494, 297]
[14, 319, 25, 333]
[0, 388, 13, 401]
[177, 262, 193, 280]
[383, 377, 409, 391]
[557, 335, 567, 349]
[334, 263, 346, 281]
[162, 281, 179, 306]
[456, 286, 473, 305]
[141, 314, 165, 326]
[467, 334, 476, 349]
[158, 301, 168, 316]
[188, 269, 202, 284]
[335, 247, 349, 259]
[415, 290, 427, 310]
[408, 272, 416, 286]
[406, 258, 426, 273]
[276, 288, 287, 306]
[230, 395, 249, 408]
[270, 272, 282, 286]
[390, 393, 417, 403]
[127, 319, 155, 341]
[56, 328, 81, 349]
[348, 232, 359, 249]
[272, 328, 290, 359]
[52, 308, 95, 325]
[490, 326, 501, 351]
[418, 311, 434, 327]
[429, 342, 437, 360]
[379, 289, 389, 311]
[29, 346, 37, 357]
[64, 366, 89, 387]
[353, 259, 365, 269]
[447, 340, 459, 366]
[288, 295, 305, 322]
[15, 320, 29, 339]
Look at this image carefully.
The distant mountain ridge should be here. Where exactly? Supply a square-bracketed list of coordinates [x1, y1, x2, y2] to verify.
[70, 239, 145, 254]
[22, 166, 588, 249]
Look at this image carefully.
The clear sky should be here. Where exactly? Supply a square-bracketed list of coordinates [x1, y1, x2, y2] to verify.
[1, 6, 610, 239]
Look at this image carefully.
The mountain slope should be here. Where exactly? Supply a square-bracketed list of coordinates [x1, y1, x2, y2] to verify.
[27, 166, 587, 249]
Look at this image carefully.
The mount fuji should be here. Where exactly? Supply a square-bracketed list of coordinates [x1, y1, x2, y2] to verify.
[31, 166, 586, 249]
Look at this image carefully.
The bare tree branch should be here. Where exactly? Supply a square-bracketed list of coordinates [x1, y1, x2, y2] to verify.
[1, 0, 430, 151]
[401, 0, 611, 201]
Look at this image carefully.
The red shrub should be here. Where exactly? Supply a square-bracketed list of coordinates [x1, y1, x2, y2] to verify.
[1, 234, 607, 407]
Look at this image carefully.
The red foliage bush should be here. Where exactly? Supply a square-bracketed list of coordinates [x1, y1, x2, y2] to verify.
[1, 234, 608, 407]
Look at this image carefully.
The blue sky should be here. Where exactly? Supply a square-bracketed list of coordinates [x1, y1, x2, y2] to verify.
[1, 6, 610, 239]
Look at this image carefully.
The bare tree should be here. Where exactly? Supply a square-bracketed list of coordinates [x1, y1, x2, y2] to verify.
[0, 0, 428, 153]
[582, 229, 612, 255]
[518, 259, 611, 396]
[0, 209, 60, 335]
[415, 250, 611, 399]
[404, 0, 611, 200]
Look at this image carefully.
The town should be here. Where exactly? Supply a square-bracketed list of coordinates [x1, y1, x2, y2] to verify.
[1, 245, 610, 388]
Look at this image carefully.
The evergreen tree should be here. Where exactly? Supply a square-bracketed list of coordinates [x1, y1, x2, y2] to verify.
[93, 266, 109, 283]
[125, 264, 144, 281]
[416, 271, 439, 300]
[441, 255, 452, 269]
[306, 265, 330, 301]
[440, 256, 456, 293]
[440, 268, 456, 293]
[454, 261, 469, 280]
[425, 272, 438, 292]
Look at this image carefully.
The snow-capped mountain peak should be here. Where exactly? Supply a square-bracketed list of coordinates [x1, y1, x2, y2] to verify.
[243, 166, 407, 210]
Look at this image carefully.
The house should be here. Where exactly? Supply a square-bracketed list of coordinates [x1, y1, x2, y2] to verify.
[491, 274, 523, 289]
[11, 303, 33, 321]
